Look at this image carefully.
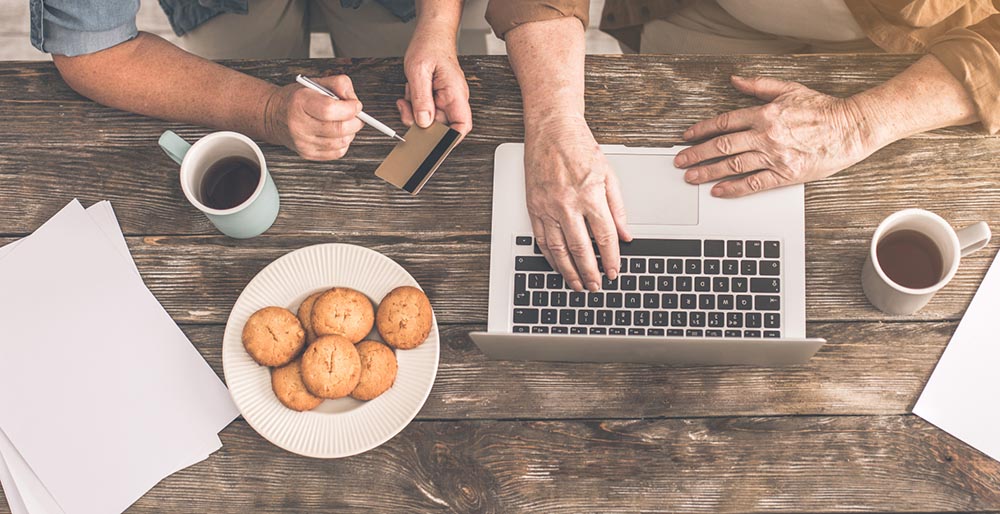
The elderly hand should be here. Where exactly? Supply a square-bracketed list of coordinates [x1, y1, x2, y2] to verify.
[674, 75, 877, 197]
[524, 116, 631, 292]
[263, 75, 365, 161]
[397, 25, 472, 136]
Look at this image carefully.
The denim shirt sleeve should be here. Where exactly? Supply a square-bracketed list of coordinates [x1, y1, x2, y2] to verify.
[30, 0, 140, 56]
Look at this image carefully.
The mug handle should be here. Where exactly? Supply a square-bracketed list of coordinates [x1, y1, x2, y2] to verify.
[957, 221, 991, 257]
[158, 130, 191, 165]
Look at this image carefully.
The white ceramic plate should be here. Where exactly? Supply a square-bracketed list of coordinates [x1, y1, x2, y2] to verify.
[222, 243, 439, 458]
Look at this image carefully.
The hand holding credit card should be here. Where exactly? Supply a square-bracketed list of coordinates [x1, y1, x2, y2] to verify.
[375, 122, 462, 195]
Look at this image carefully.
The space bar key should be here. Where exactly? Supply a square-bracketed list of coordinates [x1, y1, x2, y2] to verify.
[617, 239, 701, 257]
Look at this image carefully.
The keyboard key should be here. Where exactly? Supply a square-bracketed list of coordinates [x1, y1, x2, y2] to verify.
[532, 326, 549, 334]
[546, 274, 563, 289]
[532, 291, 549, 306]
[610, 328, 626, 335]
[579, 310, 595, 325]
[661, 293, 678, 309]
[761, 260, 780, 276]
[676, 277, 693, 291]
[755, 295, 781, 311]
[718, 295, 734, 310]
[607, 292, 623, 308]
[723, 260, 739, 275]
[597, 310, 613, 326]
[516, 256, 553, 272]
[658, 276, 674, 291]
[731, 277, 748, 292]
[699, 294, 715, 310]
[750, 278, 780, 293]
[625, 293, 641, 309]
[744, 330, 762, 338]
[764, 241, 780, 258]
[667, 259, 683, 274]
[704, 240, 725, 257]
[516, 236, 532, 246]
[708, 312, 724, 327]
[706, 329, 723, 337]
[528, 273, 545, 289]
[615, 311, 632, 326]
[619, 239, 701, 257]
[513, 325, 529, 333]
[621, 258, 628, 271]
[588, 327, 605, 335]
[602, 275, 619, 291]
[621, 275, 637, 291]
[690, 311, 706, 327]
[628, 328, 646, 336]
[686, 259, 701, 274]
[649, 258, 665, 274]
[746, 312, 762, 328]
[736, 295, 752, 311]
[724, 329, 742, 337]
[551, 291, 567, 306]
[541, 309, 557, 324]
[712, 277, 729, 292]
[643, 293, 659, 309]
[671, 311, 687, 327]
[552, 327, 568, 334]
[639, 276, 656, 291]
[681, 294, 697, 309]
[741, 260, 757, 275]
[727, 312, 743, 328]
[630, 258, 646, 274]
[534, 243, 543, 255]
[571, 327, 587, 335]
[764, 313, 781, 328]
[653, 312, 669, 326]
[587, 293, 604, 308]
[695, 276, 710, 292]
[746, 240, 762, 258]
[569, 292, 586, 307]
[704, 259, 720, 275]
[514, 274, 529, 306]
[764, 330, 781, 338]
[686, 329, 704, 337]
[668, 329, 684, 336]
[634, 311, 650, 326]
[648, 328, 665, 336]
[727, 240, 743, 258]
[559, 309, 576, 325]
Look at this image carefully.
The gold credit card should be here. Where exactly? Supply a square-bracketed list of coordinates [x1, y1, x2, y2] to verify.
[374, 122, 461, 195]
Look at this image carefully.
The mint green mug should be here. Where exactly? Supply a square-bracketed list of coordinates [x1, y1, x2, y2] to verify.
[159, 130, 279, 239]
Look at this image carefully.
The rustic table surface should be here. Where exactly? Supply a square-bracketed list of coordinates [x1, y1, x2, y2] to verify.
[1, 54, 999, 513]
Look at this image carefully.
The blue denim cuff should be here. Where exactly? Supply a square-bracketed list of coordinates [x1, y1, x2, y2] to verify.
[40, 16, 138, 56]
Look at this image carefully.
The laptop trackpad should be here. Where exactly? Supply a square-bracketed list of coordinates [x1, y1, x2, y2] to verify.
[610, 153, 699, 226]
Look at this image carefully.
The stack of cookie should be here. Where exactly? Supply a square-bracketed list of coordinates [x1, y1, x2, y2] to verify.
[241, 285, 434, 412]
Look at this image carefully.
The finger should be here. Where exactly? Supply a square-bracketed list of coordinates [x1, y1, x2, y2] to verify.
[604, 171, 631, 243]
[405, 67, 435, 128]
[680, 105, 759, 143]
[306, 117, 365, 139]
[302, 94, 362, 123]
[585, 201, 622, 281]
[299, 146, 349, 161]
[311, 134, 355, 151]
[674, 130, 759, 168]
[530, 215, 559, 281]
[439, 92, 473, 136]
[560, 214, 602, 291]
[316, 74, 358, 101]
[397, 98, 415, 128]
[683, 151, 771, 184]
[730, 75, 803, 102]
[542, 219, 585, 292]
[712, 169, 786, 198]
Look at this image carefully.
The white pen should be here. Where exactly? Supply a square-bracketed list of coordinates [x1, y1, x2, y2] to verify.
[295, 74, 406, 143]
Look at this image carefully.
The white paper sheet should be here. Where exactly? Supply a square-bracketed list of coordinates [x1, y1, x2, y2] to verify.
[914, 249, 1000, 462]
[0, 200, 238, 514]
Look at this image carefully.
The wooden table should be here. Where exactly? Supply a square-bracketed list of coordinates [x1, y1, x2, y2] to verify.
[2, 54, 999, 512]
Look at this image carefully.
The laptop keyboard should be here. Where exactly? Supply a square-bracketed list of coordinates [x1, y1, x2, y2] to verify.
[510, 237, 782, 338]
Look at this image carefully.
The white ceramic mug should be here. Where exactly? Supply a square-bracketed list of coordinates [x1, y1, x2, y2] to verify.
[862, 209, 991, 315]
[159, 130, 280, 239]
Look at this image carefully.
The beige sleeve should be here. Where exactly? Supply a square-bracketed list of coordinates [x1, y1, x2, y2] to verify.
[927, 15, 1000, 134]
[485, 0, 590, 39]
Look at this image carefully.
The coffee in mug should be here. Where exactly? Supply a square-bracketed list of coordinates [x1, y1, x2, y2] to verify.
[201, 156, 262, 210]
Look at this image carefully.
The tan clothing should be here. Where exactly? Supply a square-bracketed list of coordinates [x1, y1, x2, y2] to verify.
[485, 0, 1000, 133]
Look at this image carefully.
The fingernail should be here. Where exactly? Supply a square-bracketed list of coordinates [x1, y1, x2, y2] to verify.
[607, 269, 618, 281]
[569, 280, 583, 291]
[682, 129, 694, 140]
[417, 111, 432, 127]
[685, 170, 699, 183]
[712, 185, 725, 197]
[355, 102, 363, 113]
[587, 281, 601, 292]
[674, 154, 689, 167]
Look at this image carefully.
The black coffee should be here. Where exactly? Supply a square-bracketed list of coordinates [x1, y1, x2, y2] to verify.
[200, 156, 261, 210]
[876, 229, 944, 289]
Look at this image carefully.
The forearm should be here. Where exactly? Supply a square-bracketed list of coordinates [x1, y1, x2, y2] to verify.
[852, 54, 979, 149]
[505, 16, 586, 129]
[415, 0, 462, 40]
[53, 32, 278, 143]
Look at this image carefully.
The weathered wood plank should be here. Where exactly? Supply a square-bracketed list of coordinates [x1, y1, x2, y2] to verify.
[182, 321, 953, 419]
[4, 415, 996, 513]
[0, 55, 987, 150]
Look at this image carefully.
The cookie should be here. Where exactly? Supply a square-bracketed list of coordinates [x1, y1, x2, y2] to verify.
[351, 341, 398, 401]
[311, 287, 375, 344]
[376, 286, 433, 349]
[242, 306, 306, 367]
[271, 359, 324, 412]
[300, 335, 361, 399]
[297, 291, 324, 343]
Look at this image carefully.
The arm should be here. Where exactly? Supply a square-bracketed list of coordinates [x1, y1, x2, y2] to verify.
[397, 0, 472, 135]
[505, 17, 630, 292]
[53, 32, 364, 160]
[674, 54, 978, 197]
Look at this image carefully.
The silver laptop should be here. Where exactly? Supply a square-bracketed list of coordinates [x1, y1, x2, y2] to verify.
[469, 143, 825, 365]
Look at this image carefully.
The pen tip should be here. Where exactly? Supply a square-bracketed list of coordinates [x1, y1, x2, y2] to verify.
[394, 134, 406, 143]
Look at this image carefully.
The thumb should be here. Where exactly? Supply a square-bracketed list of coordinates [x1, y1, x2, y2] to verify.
[407, 65, 436, 128]
[731, 75, 801, 102]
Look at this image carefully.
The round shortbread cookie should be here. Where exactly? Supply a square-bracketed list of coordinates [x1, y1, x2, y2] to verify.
[242, 306, 306, 367]
[297, 291, 324, 343]
[271, 359, 324, 411]
[300, 335, 361, 399]
[311, 288, 375, 344]
[376, 286, 433, 349]
[351, 341, 398, 401]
